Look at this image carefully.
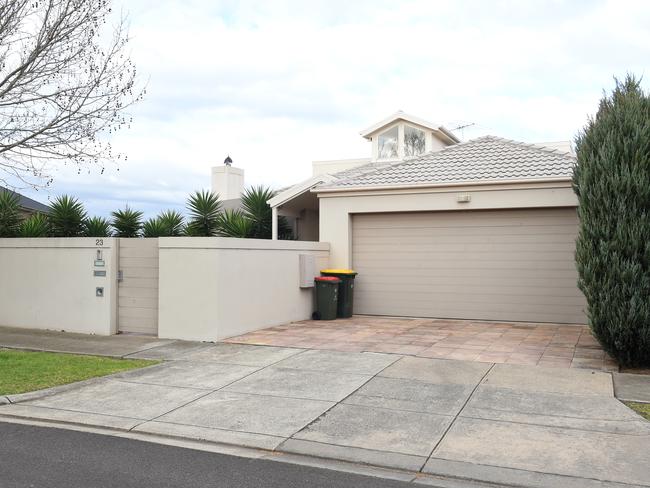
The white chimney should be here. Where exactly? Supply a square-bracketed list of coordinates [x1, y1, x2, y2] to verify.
[211, 158, 244, 200]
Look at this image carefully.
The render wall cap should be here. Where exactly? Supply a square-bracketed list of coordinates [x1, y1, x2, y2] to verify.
[158, 237, 329, 251]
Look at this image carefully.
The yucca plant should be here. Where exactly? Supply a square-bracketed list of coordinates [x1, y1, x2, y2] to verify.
[158, 210, 184, 236]
[84, 216, 112, 237]
[241, 186, 293, 239]
[186, 190, 221, 236]
[216, 209, 254, 238]
[0, 190, 21, 237]
[18, 213, 49, 237]
[111, 206, 143, 237]
[142, 217, 167, 237]
[49, 195, 87, 237]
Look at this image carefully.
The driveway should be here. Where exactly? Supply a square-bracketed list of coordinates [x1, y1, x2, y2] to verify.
[224, 316, 619, 371]
[1, 339, 649, 487]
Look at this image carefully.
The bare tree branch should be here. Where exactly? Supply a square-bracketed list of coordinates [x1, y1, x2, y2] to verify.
[0, 0, 144, 188]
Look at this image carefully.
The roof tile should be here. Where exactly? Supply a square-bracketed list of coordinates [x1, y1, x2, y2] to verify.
[322, 136, 575, 190]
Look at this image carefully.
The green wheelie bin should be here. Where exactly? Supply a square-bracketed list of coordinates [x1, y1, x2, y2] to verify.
[313, 276, 341, 320]
[320, 269, 358, 318]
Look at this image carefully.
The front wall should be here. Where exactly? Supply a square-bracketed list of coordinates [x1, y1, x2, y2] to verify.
[0, 238, 117, 335]
[158, 238, 330, 342]
[351, 208, 586, 324]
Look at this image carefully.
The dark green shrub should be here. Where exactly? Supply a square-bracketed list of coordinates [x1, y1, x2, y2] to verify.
[49, 195, 87, 237]
[142, 217, 166, 238]
[216, 209, 254, 238]
[18, 213, 49, 237]
[573, 75, 650, 366]
[186, 190, 221, 236]
[84, 216, 112, 237]
[241, 186, 292, 239]
[111, 206, 143, 237]
[158, 210, 184, 236]
[0, 191, 21, 237]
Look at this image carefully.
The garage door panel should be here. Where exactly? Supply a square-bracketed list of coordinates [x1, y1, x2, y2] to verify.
[353, 211, 576, 226]
[355, 251, 575, 262]
[353, 224, 578, 238]
[363, 303, 584, 324]
[357, 284, 581, 300]
[351, 209, 586, 324]
[353, 259, 578, 271]
[356, 274, 578, 288]
[355, 241, 576, 253]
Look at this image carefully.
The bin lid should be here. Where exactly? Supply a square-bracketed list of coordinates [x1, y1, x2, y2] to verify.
[320, 268, 357, 275]
[314, 276, 341, 283]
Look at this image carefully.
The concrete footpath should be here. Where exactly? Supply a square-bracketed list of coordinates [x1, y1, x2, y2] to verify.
[1, 328, 650, 487]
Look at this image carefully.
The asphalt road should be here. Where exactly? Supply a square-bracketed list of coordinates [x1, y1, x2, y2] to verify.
[0, 421, 414, 488]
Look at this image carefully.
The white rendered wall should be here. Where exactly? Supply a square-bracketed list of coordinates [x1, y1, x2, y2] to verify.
[0, 238, 117, 335]
[312, 158, 371, 177]
[211, 165, 245, 200]
[158, 238, 329, 342]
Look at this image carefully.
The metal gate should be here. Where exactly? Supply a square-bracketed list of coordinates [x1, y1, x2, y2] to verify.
[117, 238, 159, 335]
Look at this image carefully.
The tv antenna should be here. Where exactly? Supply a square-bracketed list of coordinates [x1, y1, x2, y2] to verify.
[451, 122, 476, 140]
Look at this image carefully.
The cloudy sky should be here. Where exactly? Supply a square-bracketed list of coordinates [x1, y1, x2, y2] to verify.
[13, 0, 650, 217]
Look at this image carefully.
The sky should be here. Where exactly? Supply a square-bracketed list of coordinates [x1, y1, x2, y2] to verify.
[10, 0, 650, 218]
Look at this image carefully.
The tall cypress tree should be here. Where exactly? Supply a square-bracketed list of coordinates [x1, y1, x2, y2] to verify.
[573, 75, 650, 366]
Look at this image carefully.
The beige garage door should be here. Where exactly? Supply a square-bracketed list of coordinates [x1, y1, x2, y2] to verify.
[351, 208, 586, 324]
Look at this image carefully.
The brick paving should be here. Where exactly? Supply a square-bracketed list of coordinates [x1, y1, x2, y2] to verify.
[223, 316, 618, 372]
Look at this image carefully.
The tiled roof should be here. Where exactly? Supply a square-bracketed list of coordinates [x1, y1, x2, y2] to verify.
[320, 136, 576, 190]
[0, 187, 51, 213]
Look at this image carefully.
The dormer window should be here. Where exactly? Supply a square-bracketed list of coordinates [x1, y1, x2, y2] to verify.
[363, 112, 459, 162]
[378, 126, 398, 160]
[404, 125, 425, 157]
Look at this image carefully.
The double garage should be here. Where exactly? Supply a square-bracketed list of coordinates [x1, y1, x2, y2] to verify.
[350, 207, 586, 324]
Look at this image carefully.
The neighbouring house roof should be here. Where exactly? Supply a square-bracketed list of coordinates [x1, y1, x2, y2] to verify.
[0, 187, 51, 213]
[359, 110, 460, 144]
[317, 136, 576, 191]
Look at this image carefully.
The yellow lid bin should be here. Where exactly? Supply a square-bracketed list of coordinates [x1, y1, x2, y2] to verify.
[320, 269, 358, 318]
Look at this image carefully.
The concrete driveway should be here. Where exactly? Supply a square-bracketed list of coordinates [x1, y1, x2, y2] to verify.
[1, 339, 649, 488]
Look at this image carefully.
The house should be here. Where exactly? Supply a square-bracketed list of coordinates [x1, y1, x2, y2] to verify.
[269, 111, 585, 325]
[0, 187, 51, 218]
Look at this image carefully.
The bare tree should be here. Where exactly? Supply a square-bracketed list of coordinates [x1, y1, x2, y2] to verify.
[0, 0, 144, 188]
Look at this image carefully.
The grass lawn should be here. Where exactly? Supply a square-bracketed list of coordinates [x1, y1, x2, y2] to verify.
[0, 349, 157, 396]
[626, 402, 650, 420]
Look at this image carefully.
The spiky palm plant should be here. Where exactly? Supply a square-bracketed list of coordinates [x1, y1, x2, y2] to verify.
[241, 186, 293, 239]
[111, 206, 143, 237]
[49, 195, 87, 237]
[216, 209, 254, 238]
[0, 190, 21, 237]
[84, 216, 112, 237]
[158, 210, 184, 236]
[18, 213, 49, 237]
[186, 190, 221, 236]
[142, 217, 167, 237]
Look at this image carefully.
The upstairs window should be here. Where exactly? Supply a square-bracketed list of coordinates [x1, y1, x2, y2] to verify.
[378, 126, 398, 159]
[404, 125, 425, 156]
